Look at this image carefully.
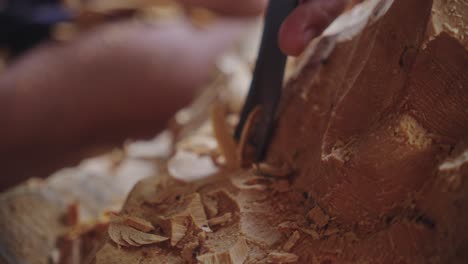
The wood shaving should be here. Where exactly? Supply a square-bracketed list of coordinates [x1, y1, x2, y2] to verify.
[177, 135, 218, 156]
[252, 163, 292, 178]
[181, 240, 200, 262]
[266, 252, 299, 263]
[108, 223, 168, 247]
[208, 212, 233, 227]
[307, 206, 329, 229]
[231, 176, 268, 191]
[323, 228, 340, 237]
[108, 213, 155, 233]
[157, 193, 211, 246]
[212, 103, 238, 169]
[197, 237, 249, 264]
[157, 215, 189, 246]
[237, 106, 262, 168]
[168, 150, 219, 182]
[299, 228, 320, 240]
[343, 231, 359, 242]
[182, 193, 210, 231]
[210, 190, 240, 216]
[123, 216, 155, 233]
[202, 194, 219, 218]
[282, 231, 300, 251]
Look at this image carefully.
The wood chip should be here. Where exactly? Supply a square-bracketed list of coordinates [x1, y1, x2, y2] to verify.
[183, 193, 210, 231]
[266, 252, 299, 263]
[124, 216, 155, 233]
[282, 231, 300, 251]
[181, 240, 200, 262]
[157, 193, 211, 246]
[108, 223, 168, 247]
[157, 215, 189, 246]
[323, 227, 340, 237]
[307, 206, 329, 229]
[208, 212, 232, 227]
[299, 228, 320, 240]
[108, 213, 155, 233]
[197, 237, 249, 264]
[202, 194, 219, 218]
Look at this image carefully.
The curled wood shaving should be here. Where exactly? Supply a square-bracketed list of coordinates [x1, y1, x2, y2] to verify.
[237, 106, 262, 168]
[197, 237, 249, 264]
[177, 135, 218, 156]
[168, 150, 219, 182]
[208, 212, 233, 227]
[108, 212, 155, 232]
[211, 102, 239, 169]
[282, 231, 300, 251]
[231, 176, 268, 191]
[124, 216, 155, 233]
[108, 223, 168, 247]
[266, 252, 299, 263]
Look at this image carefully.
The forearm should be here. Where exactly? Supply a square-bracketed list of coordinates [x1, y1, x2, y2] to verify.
[0, 18, 246, 188]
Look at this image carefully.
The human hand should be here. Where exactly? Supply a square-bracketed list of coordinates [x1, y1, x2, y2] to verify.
[183, 0, 349, 56]
[0, 18, 248, 190]
[279, 0, 349, 56]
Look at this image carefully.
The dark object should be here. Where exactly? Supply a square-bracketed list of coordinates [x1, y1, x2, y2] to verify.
[0, 0, 72, 56]
[234, 0, 298, 161]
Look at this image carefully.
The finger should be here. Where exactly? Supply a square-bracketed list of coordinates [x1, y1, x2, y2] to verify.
[179, 0, 267, 16]
[279, 0, 348, 56]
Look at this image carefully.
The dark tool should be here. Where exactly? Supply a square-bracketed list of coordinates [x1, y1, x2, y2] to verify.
[234, 0, 298, 162]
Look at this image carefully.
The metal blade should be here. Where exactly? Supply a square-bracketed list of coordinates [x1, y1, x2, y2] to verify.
[234, 0, 298, 161]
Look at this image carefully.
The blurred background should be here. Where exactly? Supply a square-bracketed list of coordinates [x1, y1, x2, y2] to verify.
[0, 0, 261, 190]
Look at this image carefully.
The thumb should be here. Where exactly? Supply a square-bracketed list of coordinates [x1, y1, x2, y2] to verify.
[279, 0, 348, 56]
